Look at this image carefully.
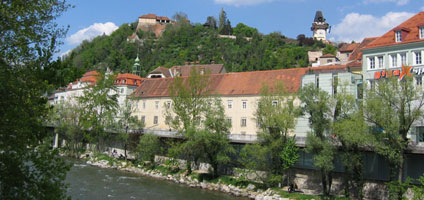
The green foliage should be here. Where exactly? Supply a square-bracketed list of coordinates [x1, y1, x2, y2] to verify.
[364, 76, 424, 183]
[136, 133, 161, 166]
[411, 174, 424, 200]
[61, 11, 321, 76]
[386, 178, 413, 200]
[166, 69, 233, 176]
[322, 44, 337, 56]
[78, 71, 119, 151]
[299, 84, 336, 195]
[52, 102, 85, 157]
[240, 83, 300, 187]
[233, 23, 258, 37]
[0, 0, 71, 199]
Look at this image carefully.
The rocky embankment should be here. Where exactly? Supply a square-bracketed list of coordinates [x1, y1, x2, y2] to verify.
[86, 158, 289, 200]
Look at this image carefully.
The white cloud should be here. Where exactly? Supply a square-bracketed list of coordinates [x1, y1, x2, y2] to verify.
[214, 0, 277, 6]
[60, 49, 72, 59]
[363, 0, 409, 5]
[66, 22, 118, 45]
[330, 12, 414, 42]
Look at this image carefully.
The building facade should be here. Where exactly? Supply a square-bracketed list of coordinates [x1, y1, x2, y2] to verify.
[362, 11, 424, 145]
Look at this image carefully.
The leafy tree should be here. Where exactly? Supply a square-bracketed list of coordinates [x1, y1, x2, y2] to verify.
[218, 8, 227, 31]
[240, 83, 300, 187]
[165, 67, 210, 173]
[299, 84, 336, 196]
[198, 98, 234, 177]
[233, 23, 258, 37]
[333, 85, 370, 199]
[363, 76, 424, 199]
[322, 44, 337, 56]
[0, 0, 71, 199]
[52, 101, 85, 157]
[205, 16, 217, 29]
[115, 98, 145, 159]
[78, 71, 119, 152]
[136, 133, 161, 167]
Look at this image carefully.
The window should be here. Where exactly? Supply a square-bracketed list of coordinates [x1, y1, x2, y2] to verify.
[420, 26, 424, 39]
[143, 101, 146, 109]
[242, 100, 247, 109]
[241, 117, 247, 127]
[136, 102, 139, 110]
[395, 30, 402, 42]
[416, 76, 422, 86]
[141, 116, 145, 124]
[401, 53, 407, 66]
[369, 57, 375, 69]
[417, 127, 424, 142]
[241, 131, 246, 135]
[227, 100, 233, 109]
[226, 117, 232, 126]
[390, 54, 397, 68]
[153, 116, 158, 125]
[166, 101, 171, 109]
[272, 100, 278, 106]
[155, 101, 159, 109]
[120, 88, 124, 93]
[378, 56, 384, 69]
[415, 51, 422, 65]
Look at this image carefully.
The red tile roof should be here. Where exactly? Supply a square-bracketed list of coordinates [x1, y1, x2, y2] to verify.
[116, 73, 143, 86]
[133, 66, 350, 98]
[150, 66, 171, 77]
[346, 37, 378, 68]
[139, 13, 171, 21]
[339, 43, 360, 52]
[364, 12, 424, 49]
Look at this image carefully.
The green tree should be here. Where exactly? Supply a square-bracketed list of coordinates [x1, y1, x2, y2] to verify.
[218, 8, 227, 31]
[115, 98, 145, 159]
[233, 23, 258, 37]
[165, 67, 210, 173]
[240, 83, 300, 187]
[363, 76, 424, 199]
[205, 16, 217, 29]
[78, 71, 119, 152]
[52, 101, 85, 157]
[299, 83, 336, 196]
[333, 86, 370, 199]
[198, 98, 234, 177]
[322, 44, 337, 56]
[0, 0, 71, 199]
[136, 133, 161, 167]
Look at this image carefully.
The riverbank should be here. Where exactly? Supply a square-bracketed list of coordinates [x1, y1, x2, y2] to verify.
[79, 152, 344, 200]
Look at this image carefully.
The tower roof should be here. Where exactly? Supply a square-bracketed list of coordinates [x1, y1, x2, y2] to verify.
[314, 11, 325, 23]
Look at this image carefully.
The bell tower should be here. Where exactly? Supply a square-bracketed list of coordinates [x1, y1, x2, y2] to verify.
[311, 11, 329, 41]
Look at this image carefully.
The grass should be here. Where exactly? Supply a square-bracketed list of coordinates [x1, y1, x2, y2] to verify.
[276, 189, 351, 200]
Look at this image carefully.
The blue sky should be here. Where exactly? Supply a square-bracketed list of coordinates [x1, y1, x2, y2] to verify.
[57, 0, 424, 56]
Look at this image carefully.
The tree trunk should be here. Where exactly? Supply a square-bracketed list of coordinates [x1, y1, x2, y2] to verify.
[321, 169, 328, 196]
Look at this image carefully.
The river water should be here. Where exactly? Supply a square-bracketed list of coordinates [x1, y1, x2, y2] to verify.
[65, 159, 244, 200]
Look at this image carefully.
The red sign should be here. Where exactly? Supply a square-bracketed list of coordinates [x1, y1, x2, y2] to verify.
[374, 65, 416, 80]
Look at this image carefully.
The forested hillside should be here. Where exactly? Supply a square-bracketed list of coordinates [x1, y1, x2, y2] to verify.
[61, 13, 332, 80]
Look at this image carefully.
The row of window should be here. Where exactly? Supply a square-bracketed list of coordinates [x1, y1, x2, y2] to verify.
[137, 100, 252, 110]
[141, 115, 254, 128]
[368, 51, 423, 70]
[394, 26, 424, 43]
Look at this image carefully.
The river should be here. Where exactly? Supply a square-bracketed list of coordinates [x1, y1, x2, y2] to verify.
[65, 158, 244, 200]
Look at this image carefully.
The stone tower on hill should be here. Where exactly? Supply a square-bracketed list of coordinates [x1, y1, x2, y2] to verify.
[311, 11, 329, 41]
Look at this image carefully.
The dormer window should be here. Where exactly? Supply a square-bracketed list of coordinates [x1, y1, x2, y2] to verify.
[420, 26, 424, 39]
[395, 30, 402, 42]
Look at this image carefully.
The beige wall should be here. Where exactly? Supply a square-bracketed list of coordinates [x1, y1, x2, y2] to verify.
[133, 95, 303, 137]
[133, 95, 263, 136]
[138, 18, 156, 25]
